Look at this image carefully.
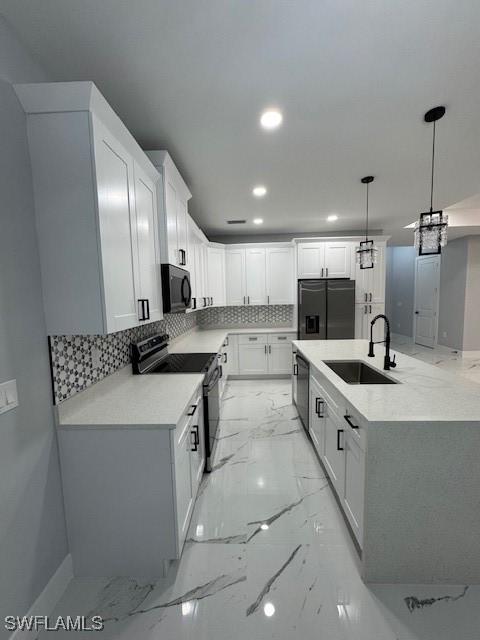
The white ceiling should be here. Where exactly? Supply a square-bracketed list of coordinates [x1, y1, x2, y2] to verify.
[3, 0, 480, 244]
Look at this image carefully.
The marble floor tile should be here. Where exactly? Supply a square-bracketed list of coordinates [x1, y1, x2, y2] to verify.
[41, 378, 480, 640]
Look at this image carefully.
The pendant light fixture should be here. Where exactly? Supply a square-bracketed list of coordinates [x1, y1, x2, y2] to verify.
[356, 176, 377, 269]
[414, 106, 448, 255]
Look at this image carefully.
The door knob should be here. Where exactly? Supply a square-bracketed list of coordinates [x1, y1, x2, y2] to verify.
[415, 311, 419, 314]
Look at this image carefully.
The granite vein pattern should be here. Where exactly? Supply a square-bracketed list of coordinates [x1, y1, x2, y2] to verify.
[40, 380, 480, 640]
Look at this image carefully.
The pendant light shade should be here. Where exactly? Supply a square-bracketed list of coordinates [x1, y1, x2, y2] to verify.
[414, 106, 448, 255]
[356, 176, 377, 269]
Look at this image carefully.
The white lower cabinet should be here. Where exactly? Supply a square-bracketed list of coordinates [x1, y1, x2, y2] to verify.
[236, 333, 295, 375]
[343, 428, 365, 546]
[58, 384, 205, 578]
[355, 303, 385, 340]
[306, 372, 366, 547]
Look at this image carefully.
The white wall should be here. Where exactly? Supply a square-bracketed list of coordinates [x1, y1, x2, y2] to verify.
[462, 236, 480, 351]
[385, 246, 416, 337]
[0, 17, 68, 637]
[437, 237, 468, 351]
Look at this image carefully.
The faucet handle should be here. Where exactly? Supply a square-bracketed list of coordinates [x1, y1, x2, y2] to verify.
[390, 354, 397, 368]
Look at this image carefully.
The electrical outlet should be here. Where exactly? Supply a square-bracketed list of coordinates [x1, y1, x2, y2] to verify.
[91, 346, 102, 370]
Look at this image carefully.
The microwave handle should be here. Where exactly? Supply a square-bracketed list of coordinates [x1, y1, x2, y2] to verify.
[181, 275, 192, 307]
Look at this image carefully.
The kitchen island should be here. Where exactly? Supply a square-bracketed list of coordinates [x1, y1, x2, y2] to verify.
[293, 338, 480, 584]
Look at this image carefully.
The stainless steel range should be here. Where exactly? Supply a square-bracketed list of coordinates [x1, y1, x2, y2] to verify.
[131, 333, 222, 471]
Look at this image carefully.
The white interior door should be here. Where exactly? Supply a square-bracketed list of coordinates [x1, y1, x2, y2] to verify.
[414, 255, 440, 348]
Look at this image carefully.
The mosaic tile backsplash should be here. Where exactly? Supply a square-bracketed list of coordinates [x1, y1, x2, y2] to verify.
[49, 312, 198, 404]
[197, 305, 294, 328]
[49, 305, 294, 404]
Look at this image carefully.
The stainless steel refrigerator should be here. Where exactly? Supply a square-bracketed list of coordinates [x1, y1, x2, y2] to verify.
[297, 279, 355, 340]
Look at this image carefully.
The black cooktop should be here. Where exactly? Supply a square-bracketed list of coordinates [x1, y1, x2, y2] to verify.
[148, 352, 216, 374]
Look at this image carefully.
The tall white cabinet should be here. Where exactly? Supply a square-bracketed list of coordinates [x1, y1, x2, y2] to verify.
[15, 81, 163, 335]
[146, 151, 191, 269]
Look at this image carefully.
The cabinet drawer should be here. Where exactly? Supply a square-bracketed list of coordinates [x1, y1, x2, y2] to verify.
[342, 404, 366, 451]
[238, 334, 268, 345]
[268, 333, 295, 343]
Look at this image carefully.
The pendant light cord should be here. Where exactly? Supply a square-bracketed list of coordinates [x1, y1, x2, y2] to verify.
[430, 121, 436, 212]
[365, 182, 369, 241]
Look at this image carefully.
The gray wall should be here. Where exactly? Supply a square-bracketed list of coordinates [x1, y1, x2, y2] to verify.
[438, 237, 469, 351]
[385, 246, 416, 337]
[462, 236, 480, 351]
[0, 16, 68, 636]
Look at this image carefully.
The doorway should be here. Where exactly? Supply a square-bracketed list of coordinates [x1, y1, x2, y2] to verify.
[414, 255, 441, 348]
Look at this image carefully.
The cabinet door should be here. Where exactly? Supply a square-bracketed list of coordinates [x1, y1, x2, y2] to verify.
[370, 244, 386, 303]
[292, 351, 298, 404]
[245, 248, 267, 305]
[187, 217, 198, 308]
[225, 249, 246, 305]
[266, 247, 294, 304]
[238, 343, 268, 374]
[164, 178, 179, 265]
[355, 303, 368, 339]
[189, 397, 205, 500]
[133, 162, 162, 322]
[309, 383, 325, 457]
[323, 406, 345, 496]
[92, 116, 139, 332]
[268, 343, 292, 374]
[174, 421, 194, 551]
[176, 196, 188, 268]
[297, 243, 325, 278]
[324, 242, 351, 278]
[344, 430, 365, 546]
[207, 247, 226, 306]
[223, 334, 238, 375]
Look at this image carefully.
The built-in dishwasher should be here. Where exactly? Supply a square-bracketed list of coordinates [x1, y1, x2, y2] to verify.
[293, 352, 309, 431]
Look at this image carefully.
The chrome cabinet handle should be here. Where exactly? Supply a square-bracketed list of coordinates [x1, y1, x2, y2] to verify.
[264, 345, 267, 354]
[247, 296, 250, 304]
[364, 293, 368, 302]
[369, 304, 372, 313]
[315, 397, 325, 417]
[269, 345, 272, 354]
[191, 426, 199, 451]
[248, 337, 258, 341]
[267, 295, 270, 304]
[243, 296, 246, 305]
[223, 352, 228, 363]
[326, 267, 328, 277]
[293, 364, 298, 376]
[138, 299, 150, 321]
[364, 305, 367, 315]
[321, 267, 324, 277]
[370, 292, 372, 302]
[337, 429, 344, 451]
[277, 336, 287, 340]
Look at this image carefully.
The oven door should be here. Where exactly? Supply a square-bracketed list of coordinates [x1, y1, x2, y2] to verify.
[203, 364, 222, 472]
[161, 264, 192, 313]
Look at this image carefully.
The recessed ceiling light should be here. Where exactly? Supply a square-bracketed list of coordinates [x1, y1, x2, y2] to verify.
[260, 109, 283, 130]
[260, 523, 269, 531]
[327, 214, 338, 222]
[252, 185, 267, 198]
[263, 602, 276, 617]
[253, 218, 264, 225]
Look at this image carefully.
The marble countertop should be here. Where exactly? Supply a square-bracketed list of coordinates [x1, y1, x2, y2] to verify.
[57, 366, 204, 429]
[293, 339, 480, 424]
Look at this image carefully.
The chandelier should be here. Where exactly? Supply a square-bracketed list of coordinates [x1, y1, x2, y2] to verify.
[356, 176, 377, 269]
[414, 106, 448, 255]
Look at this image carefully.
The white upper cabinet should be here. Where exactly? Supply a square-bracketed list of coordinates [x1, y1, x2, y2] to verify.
[225, 244, 293, 306]
[266, 247, 294, 304]
[133, 160, 162, 322]
[245, 248, 267, 305]
[225, 249, 246, 306]
[15, 82, 162, 335]
[297, 243, 325, 278]
[207, 246, 226, 307]
[145, 151, 191, 269]
[297, 241, 352, 278]
[324, 242, 351, 278]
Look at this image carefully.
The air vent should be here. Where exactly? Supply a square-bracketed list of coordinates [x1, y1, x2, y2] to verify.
[227, 219, 247, 224]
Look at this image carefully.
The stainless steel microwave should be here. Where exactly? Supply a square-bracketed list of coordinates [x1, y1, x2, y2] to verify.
[161, 264, 192, 313]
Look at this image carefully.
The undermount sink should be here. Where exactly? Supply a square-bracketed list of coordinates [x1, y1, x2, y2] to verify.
[323, 360, 398, 385]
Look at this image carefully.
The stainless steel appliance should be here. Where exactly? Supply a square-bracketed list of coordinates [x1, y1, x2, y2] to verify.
[293, 352, 310, 431]
[161, 264, 192, 313]
[297, 279, 355, 340]
[131, 333, 221, 471]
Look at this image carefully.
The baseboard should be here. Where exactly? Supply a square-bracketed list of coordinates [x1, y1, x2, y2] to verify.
[9, 554, 73, 640]
[229, 374, 290, 380]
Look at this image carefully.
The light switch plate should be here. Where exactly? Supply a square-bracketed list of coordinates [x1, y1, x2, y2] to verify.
[0, 379, 18, 415]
